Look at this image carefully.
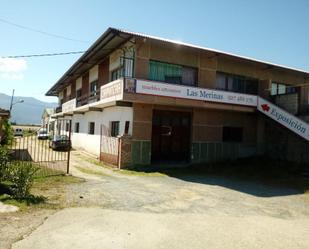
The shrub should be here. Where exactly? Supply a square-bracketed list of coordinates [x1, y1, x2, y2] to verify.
[7, 162, 39, 199]
[0, 146, 9, 181]
[1, 120, 14, 146]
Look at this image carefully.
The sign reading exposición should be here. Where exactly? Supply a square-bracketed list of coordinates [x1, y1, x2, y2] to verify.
[135, 80, 258, 107]
[258, 97, 309, 141]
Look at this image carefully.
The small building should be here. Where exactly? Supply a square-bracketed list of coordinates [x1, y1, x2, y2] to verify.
[46, 28, 309, 168]
[0, 108, 10, 143]
[41, 108, 55, 133]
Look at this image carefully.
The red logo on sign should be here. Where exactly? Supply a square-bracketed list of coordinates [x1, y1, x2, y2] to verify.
[261, 104, 270, 112]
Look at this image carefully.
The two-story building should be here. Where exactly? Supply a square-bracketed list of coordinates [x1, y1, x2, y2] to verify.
[46, 27, 309, 168]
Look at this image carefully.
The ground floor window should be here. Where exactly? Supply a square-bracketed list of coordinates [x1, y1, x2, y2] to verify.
[74, 122, 80, 133]
[88, 122, 95, 135]
[222, 126, 243, 142]
[110, 121, 120, 137]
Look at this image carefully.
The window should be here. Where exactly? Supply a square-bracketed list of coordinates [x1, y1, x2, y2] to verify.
[111, 68, 122, 81]
[74, 122, 80, 133]
[222, 127, 243, 142]
[90, 81, 98, 96]
[124, 121, 130, 134]
[271, 82, 297, 96]
[216, 72, 258, 94]
[149, 60, 197, 86]
[110, 121, 120, 137]
[111, 57, 134, 81]
[65, 122, 70, 132]
[88, 122, 95, 135]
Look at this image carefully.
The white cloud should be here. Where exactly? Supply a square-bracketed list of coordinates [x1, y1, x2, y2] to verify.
[0, 58, 27, 80]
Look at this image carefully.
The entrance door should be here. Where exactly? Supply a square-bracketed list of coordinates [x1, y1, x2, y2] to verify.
[151, 110, 191, 163]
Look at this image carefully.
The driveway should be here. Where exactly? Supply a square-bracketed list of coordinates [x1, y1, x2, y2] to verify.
[12, 151, 309, 249]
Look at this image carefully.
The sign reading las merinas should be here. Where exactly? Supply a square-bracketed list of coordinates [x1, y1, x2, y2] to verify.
[136, 80, 257, 107]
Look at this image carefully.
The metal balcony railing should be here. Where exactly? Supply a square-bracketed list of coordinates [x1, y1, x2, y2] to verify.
[76, 89, 100, 107]
[55, 106, 62, 113]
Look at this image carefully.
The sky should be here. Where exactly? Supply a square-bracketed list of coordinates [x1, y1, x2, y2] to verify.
[0, 0, 308, 103]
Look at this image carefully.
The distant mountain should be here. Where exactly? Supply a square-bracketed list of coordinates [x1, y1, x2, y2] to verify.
[0, 93, 57, 125]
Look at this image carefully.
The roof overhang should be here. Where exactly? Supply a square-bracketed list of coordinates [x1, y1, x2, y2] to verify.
[45, 28, 134, 96]
[46, 27, 309, 97]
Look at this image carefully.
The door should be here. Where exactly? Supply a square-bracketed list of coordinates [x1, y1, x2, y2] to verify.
[151, 110, 191, 163]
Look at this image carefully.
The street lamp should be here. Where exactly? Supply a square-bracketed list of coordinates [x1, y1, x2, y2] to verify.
[9, 89, 24, 112]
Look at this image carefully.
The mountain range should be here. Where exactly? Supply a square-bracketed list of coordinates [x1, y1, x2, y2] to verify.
[0, 93, 57, 125]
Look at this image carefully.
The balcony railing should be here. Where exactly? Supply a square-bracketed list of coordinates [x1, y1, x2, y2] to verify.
[76, 90, 100, 107]
[55, 106, 62, 113]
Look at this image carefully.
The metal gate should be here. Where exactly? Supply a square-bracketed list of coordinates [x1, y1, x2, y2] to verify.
[99, 124, 119, 166]
[9, 119, 72, 177]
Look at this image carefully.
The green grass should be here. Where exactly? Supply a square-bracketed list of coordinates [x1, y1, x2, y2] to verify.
[75, 153, 166, 177]
[0, 175, 84, 211]
[75, 166, 108, 177]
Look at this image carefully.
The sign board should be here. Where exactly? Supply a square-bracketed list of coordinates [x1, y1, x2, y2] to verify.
[258, 97, 309, 141]
[100, 79, 123, 103]
[135, 80, 257, 107]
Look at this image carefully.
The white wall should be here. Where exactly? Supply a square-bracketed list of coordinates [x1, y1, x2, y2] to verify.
[76, 77, 82, 90]
[71, 106, 133, 156]
[89, 65, 99, 83]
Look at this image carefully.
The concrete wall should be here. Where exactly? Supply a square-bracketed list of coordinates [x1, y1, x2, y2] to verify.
[70, 106, 133, 156]
[274, 93, 299, 115]
[134, 37, 308, 107]
[131, 103, 258, 166]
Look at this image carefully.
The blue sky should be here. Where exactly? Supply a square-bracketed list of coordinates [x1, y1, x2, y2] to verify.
[0, 0, 308, 102]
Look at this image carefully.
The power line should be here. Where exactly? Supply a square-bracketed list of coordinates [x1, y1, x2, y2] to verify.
[0, 17, 90, 43]
[1, 51, 86, 58]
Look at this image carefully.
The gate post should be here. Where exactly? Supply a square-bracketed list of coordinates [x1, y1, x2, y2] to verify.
[66, 120, 72, 174]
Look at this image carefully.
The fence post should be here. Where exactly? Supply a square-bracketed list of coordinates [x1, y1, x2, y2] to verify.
[66, 120, 72, 174]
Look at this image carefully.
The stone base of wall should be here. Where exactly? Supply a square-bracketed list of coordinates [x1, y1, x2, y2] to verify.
[191, 142, 257, 164]
[100, 152, 118, 167]
[118, 135, 132, 168]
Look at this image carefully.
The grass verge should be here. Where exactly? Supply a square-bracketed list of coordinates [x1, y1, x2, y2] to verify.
[75, 153, 166, 177]
[0, 174, 84, 211]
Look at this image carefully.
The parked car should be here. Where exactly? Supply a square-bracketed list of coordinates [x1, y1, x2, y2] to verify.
[14, 128, 23, 137]
[49, 135, 71, 151]
[37, 129, 49, 140]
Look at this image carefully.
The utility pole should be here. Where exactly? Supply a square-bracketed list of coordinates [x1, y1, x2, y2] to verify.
[9, 89, 15, 112]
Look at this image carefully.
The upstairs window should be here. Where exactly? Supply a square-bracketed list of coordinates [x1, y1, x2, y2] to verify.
[90, 80, 98, 95]
[271, 82, 297, 96]
[111, 57, 134, 81]
[149, 60, 197, 86]
[216, 72, 258, 94]
[222, 127, 243, 142]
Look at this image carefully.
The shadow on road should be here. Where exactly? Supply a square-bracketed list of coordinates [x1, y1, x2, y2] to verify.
[133, 157, 309, 198]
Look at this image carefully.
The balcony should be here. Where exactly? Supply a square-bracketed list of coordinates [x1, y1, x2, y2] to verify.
[54, 77, 259, 118]
[76, 90, 100, 107]
[55, 106, 62, 113]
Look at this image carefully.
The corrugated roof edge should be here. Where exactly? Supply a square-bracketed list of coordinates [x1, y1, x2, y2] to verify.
[46, 27, 309, 96]
[115, 27, 309, 75]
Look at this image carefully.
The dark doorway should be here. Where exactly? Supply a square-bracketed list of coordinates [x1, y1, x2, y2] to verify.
[151, 110, 191, 163]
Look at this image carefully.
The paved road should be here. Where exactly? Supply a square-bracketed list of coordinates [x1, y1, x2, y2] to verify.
[12, 152, 309, 249]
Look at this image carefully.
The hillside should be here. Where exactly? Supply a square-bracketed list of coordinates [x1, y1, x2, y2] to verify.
[0, 93, 57, 125]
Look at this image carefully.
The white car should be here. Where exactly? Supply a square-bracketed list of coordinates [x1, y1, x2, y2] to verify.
[37, 129, 49, 140]
[14, 128, 23, 137]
